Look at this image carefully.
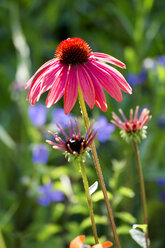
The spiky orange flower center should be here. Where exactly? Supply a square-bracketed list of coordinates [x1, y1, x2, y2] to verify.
[125, 120, 141, 132]
[55, 38, 91, 64]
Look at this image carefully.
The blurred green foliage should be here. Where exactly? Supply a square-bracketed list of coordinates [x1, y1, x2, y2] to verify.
[0, 0, 165, 247]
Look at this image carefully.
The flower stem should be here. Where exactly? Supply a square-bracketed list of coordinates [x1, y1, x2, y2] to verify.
[78, 85, 120, 248]
[132, 140, 149, 248]
[79, 160, 99, 244]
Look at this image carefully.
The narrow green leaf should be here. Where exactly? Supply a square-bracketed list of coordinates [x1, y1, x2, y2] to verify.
[92, 190, 112, 202]
[0, 125, 15, 149]
[116, 212, 136, 224]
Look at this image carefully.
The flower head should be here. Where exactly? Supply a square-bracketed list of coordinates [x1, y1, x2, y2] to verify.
[69, 235, 113, 248]
[94, 116, 115, 143]
[111, 106, 152, 142]
[46, 119, 97, 157]
[32, 144, 49, 164]
[26, 37, 132, 114]
[37, 182, 65, 206]
[28, 104, 47, 127]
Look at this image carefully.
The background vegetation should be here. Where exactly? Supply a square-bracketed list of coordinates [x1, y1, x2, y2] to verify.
[0, 0, 165, 247]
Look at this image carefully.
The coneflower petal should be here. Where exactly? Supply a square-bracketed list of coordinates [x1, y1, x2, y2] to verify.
[28, 61, 62, 105]
[25, 58, 57, 89]
[64, 65, 78, 115]
[46, 64, 69, 108]
[87, 60, 122, 102]
[92, 52, 126, 69]
[83, 64, 107, 112]
[94, 60, 132, 94]
[77, 64, 95, 109]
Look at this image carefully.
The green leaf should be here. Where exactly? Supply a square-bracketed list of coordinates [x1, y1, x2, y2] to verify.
[36, 224, 61, 242]
[118, 187, 135, 198]
[116, 225, 130, 235]
[116, 212, 136, 224]
[92, 190, 112, 202]
[0, 230, 6, 248]
[80, 215, 108, 230]
[0, 125, 16, 149]
[129, 229, 150, 248]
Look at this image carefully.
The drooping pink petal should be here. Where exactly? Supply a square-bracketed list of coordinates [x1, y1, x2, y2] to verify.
[56, 123, 69, 140]
[85, 121, 95, 140]
[75, 119, 80, 136]
[130, 109, 133, 121]
[92, 60, 132, 94]
[111, 120, 125, 130]
[77, 64, 95, 109]
[87, 60, 122, 102]
[46, 64, 69, 108]
[28, 61, 62, 105]
[134, 106, 139, 121]
[47, 131, 65, 144]
[112, 112, 122, 123]
[64, 65, 78, 115]
[92, 52, 126, 69]
[118, 108, 128, 122]
[25, 59, 57, 89]
[86, 131, 97, 147]
[83, 64, 107, 111]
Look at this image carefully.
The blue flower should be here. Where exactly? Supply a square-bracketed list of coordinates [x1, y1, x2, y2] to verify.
[32, 144, 49, 164]
[37, 182, 65, 206]
[156, 178, 165, 187]
[156, 56, 165, 67]
[28, 104, 47, 127]
[127, 70, 147, 86]
[94, 116, 115, 143]
[157, 116, 165, 129]
[51, 108, 73, 127]
[160, 191, 165, 202]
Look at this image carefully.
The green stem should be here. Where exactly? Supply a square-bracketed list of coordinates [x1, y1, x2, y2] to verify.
[79, 160, 99, 244]
[78, 85, 120, 248]
[132, 141, 149, 248]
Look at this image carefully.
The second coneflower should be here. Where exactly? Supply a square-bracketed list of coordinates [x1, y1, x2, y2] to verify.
[25, 37, 132, 114]
[111, 106, 152, 142]
[46, 120, 99, 243]
[46, 119, 97, 156]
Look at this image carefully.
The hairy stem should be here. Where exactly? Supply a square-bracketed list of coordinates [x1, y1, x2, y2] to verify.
[79, 160, 99, 244]
[132, 140, 149, 248]
[78, 85, 120, 248]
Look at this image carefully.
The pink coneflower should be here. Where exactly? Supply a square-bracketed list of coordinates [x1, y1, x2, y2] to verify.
[25, 38, 132, 114]
[69, 235, 113, 248]
[111, 106, 152, 142]
[46, 119, 97, 155]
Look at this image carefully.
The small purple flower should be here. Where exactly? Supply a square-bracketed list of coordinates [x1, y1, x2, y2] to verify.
[157, 116, 165, 129]
[156, 178, 165, 187]
[28, 104, 47, 127]
[127, 70, 147, 87]
[37, 182, 65, 206]
[156, 56, 165, 67]
[94, 116, 115, 143]
[52, 108, 73, 127]
[160, 191, 165, 202]
[32, 144, 49, 164]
